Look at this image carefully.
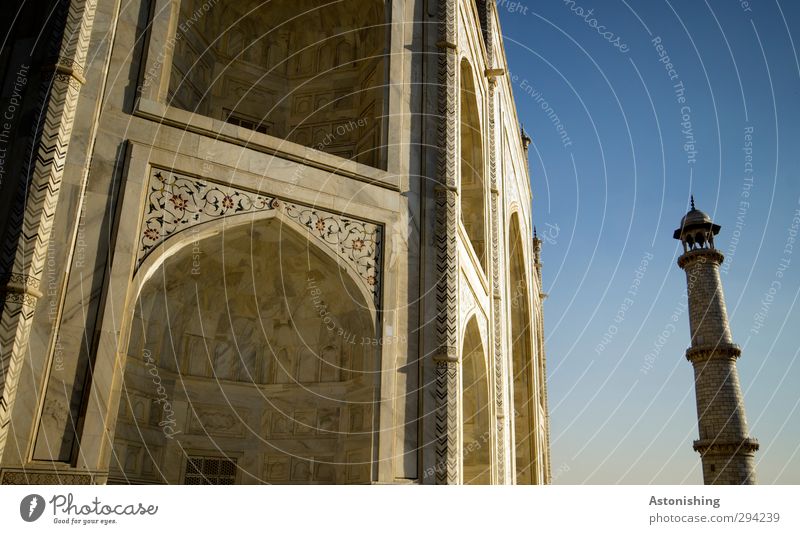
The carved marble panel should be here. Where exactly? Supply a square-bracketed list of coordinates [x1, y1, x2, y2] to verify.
[137, 168, 382, 303]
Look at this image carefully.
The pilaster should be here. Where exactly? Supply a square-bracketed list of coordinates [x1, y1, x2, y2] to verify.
[433, 0, 460, 485]
[0, 0, 98, 467]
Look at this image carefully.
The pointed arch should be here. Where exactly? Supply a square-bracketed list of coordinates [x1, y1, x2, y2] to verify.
[508, 211, 535, 484]
[111, 216, 379, 484]
[135, 208, 378, 321]
[462, 315, 492, 484]
[459, 59, 487, 270]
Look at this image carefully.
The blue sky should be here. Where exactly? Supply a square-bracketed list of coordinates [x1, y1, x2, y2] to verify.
[498, 0, 800, 483]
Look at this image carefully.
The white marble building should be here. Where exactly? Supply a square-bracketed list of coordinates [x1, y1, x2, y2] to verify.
[0, 0, 549, 484]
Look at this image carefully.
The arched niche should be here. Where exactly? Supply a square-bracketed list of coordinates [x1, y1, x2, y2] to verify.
[109, 217, 378, 484]
[168, 0, 388, 169]
[462, 315, 492, 484]
[508, 212, 535, 484]
[459, 59, 487, 271]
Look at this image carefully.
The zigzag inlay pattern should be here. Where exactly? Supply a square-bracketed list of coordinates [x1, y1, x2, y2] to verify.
[0, 0, 96, 457]
[434, 360, 459, 484]
[433, 0, 460, 485]
[484, 2, 507, 484]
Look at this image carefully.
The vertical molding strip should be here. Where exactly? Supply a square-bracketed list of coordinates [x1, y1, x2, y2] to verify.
[433, 0, 460, 485]
[0, 0, 97, 460]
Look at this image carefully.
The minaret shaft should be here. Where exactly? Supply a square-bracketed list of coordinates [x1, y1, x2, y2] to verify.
[675, 202, 758, 485]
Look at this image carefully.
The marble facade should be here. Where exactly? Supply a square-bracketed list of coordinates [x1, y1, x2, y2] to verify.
[0, 0, 549, 484]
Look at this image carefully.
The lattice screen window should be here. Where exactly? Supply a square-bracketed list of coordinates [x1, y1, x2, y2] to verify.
[184, 456, 237, 485]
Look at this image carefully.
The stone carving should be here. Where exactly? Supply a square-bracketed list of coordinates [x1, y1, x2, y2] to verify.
[433, 0, 460, 485]
[1, 470, 94, 485]
[137, 168, 382, 303]
[189, 406, 246, 437]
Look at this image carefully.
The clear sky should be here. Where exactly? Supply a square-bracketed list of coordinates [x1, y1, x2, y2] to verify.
[498, 0, 800, 484]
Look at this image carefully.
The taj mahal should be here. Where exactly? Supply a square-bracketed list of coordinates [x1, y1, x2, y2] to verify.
[0, 0, 756, 485]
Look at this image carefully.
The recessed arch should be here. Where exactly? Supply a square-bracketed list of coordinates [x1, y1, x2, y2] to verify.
[462, 315, 492, 484]
[459, 59, 487, 271]
[168, 0, 388, 168]
[508, 211, 535, 484]
[110, 216, 379, 484]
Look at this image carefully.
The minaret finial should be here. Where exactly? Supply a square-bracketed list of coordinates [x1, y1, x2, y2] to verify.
[533, 225, 538, 239]
[520, 125, 532, 150]
[690, 195, 695, 210]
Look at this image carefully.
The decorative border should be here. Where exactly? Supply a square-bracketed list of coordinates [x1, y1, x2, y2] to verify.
[433, 0, 460, 485]
[693, 437, 759, 455]
[137, 168, 382, 303]
[484, 1, 508, 485]
[685, 343, 741, 363]
[1, 470, 95, 485]
[0, 0, 97, 459]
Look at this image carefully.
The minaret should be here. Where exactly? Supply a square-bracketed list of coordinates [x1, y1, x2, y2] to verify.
[674, 197, 759, 484]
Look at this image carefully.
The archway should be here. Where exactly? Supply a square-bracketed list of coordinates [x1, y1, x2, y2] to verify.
[169, 0, 387, 168]
[509, 213, 535, 484]
[460, 60, 487, 270]
[109, 218, 378, 484]
[462, 316, 491, 484]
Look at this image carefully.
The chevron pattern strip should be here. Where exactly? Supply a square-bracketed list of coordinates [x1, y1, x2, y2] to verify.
[0, 0, 97, 459]
[484, 6, 507, 483]
[432, 0, 460, 485]
[0, 300, 35, 449]
[434, 360, 459, 485]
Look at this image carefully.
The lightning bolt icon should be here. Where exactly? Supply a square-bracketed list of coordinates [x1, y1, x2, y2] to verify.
[28, 496, 38, 518]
